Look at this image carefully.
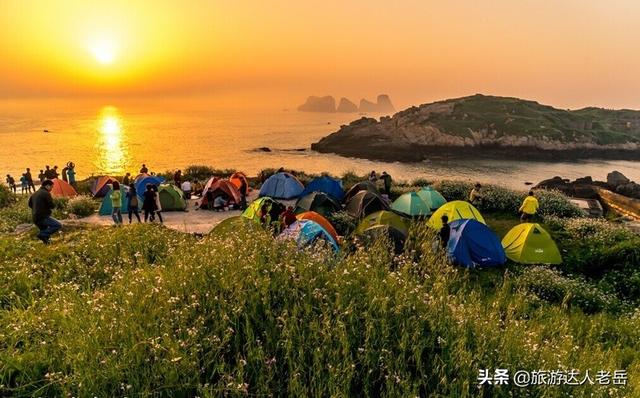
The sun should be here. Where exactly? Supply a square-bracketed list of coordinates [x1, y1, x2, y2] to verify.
[88, 39, 117, 65]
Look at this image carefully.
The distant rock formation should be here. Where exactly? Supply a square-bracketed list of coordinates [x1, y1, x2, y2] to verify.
[297, 96, 336, 113]
[376, 94, 395, 113]
[337, 98, 358, 113]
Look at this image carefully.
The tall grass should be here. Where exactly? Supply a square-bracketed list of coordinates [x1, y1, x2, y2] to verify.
[0, 223, 637, 397]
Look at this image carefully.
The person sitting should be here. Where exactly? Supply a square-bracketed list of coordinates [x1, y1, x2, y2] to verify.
[181, 180, 192, 199]
[140, 164, 149, 174]
[213, 194, 228, 211]
[469, 183, 484, 207]
[281, 206, 297, 229]
[28, 179, 61, 244]
[519, 190, 539, 222]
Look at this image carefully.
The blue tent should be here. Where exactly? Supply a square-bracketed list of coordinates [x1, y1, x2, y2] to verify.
[280, 220, 339, 252]
[447, 219, 506, 268]
[300, 176, 344, 201]
[135, 175, 165, 196]
[259, 172, 304, 199]
[99, 187, 130, 215]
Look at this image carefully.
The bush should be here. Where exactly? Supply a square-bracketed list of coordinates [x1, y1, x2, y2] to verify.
[432, 180, 472, 201]
[0, 184, 17, 208]
[180, 165, 237, 182]
[328, 211, 358, 236]
[66, 196, 97, 217]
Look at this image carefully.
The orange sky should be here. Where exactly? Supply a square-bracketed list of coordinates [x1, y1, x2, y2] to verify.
[1, 1, 639, 109]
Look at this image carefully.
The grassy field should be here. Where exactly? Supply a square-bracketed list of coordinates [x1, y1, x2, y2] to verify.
[1, 175, 639, 397]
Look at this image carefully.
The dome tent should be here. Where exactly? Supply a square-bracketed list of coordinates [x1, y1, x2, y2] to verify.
[158, 184, 187, 211]
[296, 211, 339, 243]
[355, 210, 409, 236]
[242, 197, 285, 225]
[50, 178, 77, 198]
[211, 216, 263, 236]
[135, 175, 165, 196]
[501, 223, 562, 264]
[295, 191, 342, 217]
[92, 176, 119, 198]
[417, 186, 447, 211]
[391, 192, 432, 217]
[447, 219, 506, 268]
[343, 181, 380, 203]
[200, 177, 241, 209]
[229, 172, 249, 191]
[259, 172, 304, 199]
[280, 220, 339, 252]
[300, 176, 344, 201]
[345, 191, 389, 218]
[99, 186, 130, 215]
[358, 224, 407, 255]
[427, 201, 485, 230]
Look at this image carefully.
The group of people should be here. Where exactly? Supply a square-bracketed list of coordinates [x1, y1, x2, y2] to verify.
[368, 170, 393, 195]
[5, 162, 77, 195]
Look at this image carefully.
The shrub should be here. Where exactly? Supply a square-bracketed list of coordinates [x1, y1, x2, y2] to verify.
[328, 211, 358, 236]
[432, 180, 472, 201]
[181, 165, 236, 182]
[0, 184, 17, 208]
[66, 196, 97, 217]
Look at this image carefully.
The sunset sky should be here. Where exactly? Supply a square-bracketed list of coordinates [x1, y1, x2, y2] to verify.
[1, 0, 639, 109]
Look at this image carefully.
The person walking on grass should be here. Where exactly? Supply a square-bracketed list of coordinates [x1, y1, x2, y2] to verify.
[439, 215, 451, 249]
[126, 183, 141, 223]
[6, 174, 16, 193]
[519, 190, 539, 222]
[110, 181, 123, 225]
[152, 184, 163, 223]
[28, 179, 61, 244]
[20, 173, 28, 194]
[25, 168, 35, 193]
[142, 184, 157, 222]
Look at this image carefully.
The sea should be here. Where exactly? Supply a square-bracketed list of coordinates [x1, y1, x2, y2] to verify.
[1, 98, 638, 190]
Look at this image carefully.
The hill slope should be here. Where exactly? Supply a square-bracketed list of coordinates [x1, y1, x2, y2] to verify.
[312, 94, 640, 161]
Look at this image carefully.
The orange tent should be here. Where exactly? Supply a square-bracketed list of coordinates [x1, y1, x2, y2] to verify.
[200, 177, 242, 208]
[92, 176, 118, 197]
[296, 211, 339, 242]
[51, 178, 78, 198]
[229, 172, 249, 191]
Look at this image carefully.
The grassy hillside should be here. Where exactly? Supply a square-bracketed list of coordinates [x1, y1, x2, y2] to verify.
[419, 94, 640, 144]
[1, 178, 639, 397]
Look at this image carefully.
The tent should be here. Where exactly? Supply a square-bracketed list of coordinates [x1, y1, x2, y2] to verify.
[343, 181, 380, 203]
[200, 177, 242, 209]
[345, 191, 389, 218]
[427, 201, 485, 229]
[211, 215, 262, 236]
[358, 225, 407, 255]
[391, 192, 432, 217]
[135, 175, 165, 196]
[229, 172, 249, 191]
[355, 210, 409, 236]
[242, 197, 285, 224]
[295, 191, 342, 217]
[300, 176, 344, 201]
[158, 184, 187, 211]
[417, 186, 447, 211]
[447, 219, 506, 268]
[99, 187, 129, 215]
[296, 211, 339, 243]
[501, 223, 562, 264]
[259, 172, 304, 199]
[50, 178, 77, 198]
[91, 176, 118, 197]
[280, 220, 339, 252]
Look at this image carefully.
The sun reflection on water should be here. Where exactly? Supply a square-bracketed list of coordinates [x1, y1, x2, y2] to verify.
[97, 106, 128, 174]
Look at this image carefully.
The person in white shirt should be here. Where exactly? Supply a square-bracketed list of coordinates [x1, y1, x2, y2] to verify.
[181, 180, 192, 199]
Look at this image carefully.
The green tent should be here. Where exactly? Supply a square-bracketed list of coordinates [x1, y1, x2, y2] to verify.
[99, 187, 129, 215]
[242, 197, 284, 224]
[391, 192, 432, 217]
[355, 210, 409, 236]
[501, 223, 562, 264]
[158, 184, 187, 211]
[211, 216, 263, 236]
[417, 186, 447, 210]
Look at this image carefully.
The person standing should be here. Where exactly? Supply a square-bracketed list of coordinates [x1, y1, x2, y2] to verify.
[439, 215, 450, 249]
[44, 165, 53, 179]
[174, 169, 182, 186]
[20, 174, 28, 194]
[123, 172, 131, 186]
[61, 164, 69, 182]
[38, 169, 46, 183]
[152, 185, 163, 223]
[66, 162, 76, 187]
[469, 183, 484, 208]
[142, 184, 157, 222]
[238, 177, 248, 210]
[25, 168, 35, 193]
[368, 170, 378, 184]
[181, 180, 192, 199]
[28, 179, 61, 244]
[380, 171, 392, 195]
[5, 174, 16, 193]
[126, 183, 141, 223]
[110, 182, 123, 225]
[519, 191, 539, 222]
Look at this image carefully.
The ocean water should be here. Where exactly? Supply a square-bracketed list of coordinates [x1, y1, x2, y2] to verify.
[1, 99, 638, 190]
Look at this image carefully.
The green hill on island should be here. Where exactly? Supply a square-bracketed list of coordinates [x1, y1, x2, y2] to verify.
[312, 94, 640, 161]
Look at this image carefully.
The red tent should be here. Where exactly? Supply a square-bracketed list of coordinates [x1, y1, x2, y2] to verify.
[51, 178, 78, 198]
[200, 177, 242, 208]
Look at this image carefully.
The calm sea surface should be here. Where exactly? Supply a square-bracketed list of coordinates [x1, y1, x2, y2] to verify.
[1, 99, 638, 190]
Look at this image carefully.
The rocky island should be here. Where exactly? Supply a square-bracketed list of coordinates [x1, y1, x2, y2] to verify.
[311, 94, 640, 161]
[298, 94, 395, 114]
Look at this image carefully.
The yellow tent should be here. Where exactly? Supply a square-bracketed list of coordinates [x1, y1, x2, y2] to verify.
[501, 223, 562, 264]
[427, 200, 485, 229]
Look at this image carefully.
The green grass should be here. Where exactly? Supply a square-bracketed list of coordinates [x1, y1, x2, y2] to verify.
[1, 182, 638, 397]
